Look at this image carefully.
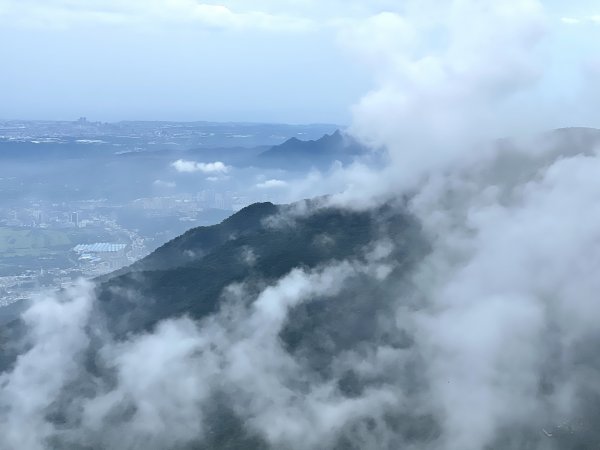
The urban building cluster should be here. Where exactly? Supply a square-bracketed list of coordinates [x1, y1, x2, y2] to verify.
[0, 189, 246, 307]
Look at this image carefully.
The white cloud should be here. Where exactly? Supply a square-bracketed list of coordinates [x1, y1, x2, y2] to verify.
[335, 11, 416, 73]
[276, 0, 549, 209]
[560, 15, 600, 25]
[153, 179, 176, 188]
[157, 0, 316, 31]
[0, 0, 316, 31]
[272, 1, 600, 446]
[0, 282, 94, 449]
[561, 17, 580, 24]
[0, 253, 399, 449]
[171, 159, 231, 174]
[256, 178, 288, 189]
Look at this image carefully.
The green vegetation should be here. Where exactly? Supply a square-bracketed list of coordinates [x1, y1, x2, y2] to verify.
[0, 227, 72, 256]
[90, 201, 432, 449]
[98, 201, 426, 339]
[0, 226, 127, 276]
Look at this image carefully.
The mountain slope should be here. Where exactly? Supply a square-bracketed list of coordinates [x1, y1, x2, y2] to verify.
[1, 193, 600, 449]
[105, 202, 279, 278]
[97, 200, 424, 337]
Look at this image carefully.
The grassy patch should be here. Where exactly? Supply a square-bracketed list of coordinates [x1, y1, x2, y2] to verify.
[0, 227, 72, 256]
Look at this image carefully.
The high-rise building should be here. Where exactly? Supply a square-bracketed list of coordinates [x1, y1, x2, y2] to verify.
[33, 210, 43, 226]
[215, 193, 227, 210]
[70, 212, 79, 227]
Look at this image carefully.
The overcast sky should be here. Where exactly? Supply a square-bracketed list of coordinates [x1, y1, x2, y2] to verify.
[0, 0, 599, 124]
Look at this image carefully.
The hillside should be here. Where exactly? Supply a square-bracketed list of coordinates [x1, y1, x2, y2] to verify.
[97, 200, 424, 336]
[104, 202, 279, 278]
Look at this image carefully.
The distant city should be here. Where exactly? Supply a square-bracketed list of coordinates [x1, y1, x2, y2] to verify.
[0, 119, 342, 307]
[0, 118, 338, 149]
[0, 194, 232, 307]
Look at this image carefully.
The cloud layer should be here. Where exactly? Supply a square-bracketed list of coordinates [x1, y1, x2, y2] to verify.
[5, 130, 600, 448]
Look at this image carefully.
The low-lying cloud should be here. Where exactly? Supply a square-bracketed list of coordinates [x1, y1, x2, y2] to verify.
[171, 159, 231, 174]
[0, 245, 400, 449]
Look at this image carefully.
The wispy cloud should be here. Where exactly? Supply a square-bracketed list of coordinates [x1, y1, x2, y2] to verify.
[0, 0, 316, 32]
[561, 17, 580, 25]
[559, 15, 600, 26]
[153, 179, 176, 188]
[256, 179, 288, 189]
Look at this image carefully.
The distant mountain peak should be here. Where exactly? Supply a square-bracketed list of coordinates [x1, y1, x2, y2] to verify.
[256, 129, 365, 170]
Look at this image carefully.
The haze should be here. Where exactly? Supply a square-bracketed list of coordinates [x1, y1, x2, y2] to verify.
[2, 1, 600, 450]
[0, 0, 598, 125]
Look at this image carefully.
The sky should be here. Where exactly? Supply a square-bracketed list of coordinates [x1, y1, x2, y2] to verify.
[0, 0, 599, 124]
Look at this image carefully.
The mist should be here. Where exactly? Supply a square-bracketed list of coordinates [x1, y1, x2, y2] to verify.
[2, 0, 600, 449]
